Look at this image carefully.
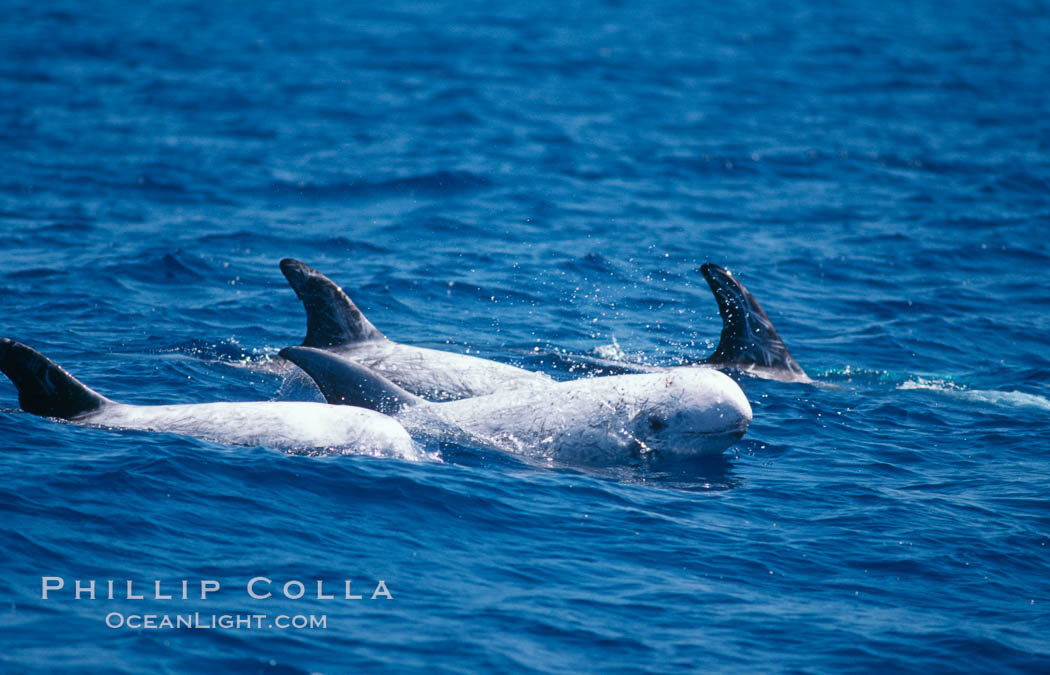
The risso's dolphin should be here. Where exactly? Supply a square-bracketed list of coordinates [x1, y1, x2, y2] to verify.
[279, 258, 551, 398]
[279, 260, 810, 401]
[0, 339, 422, 460]
[280, 346, 753, 465]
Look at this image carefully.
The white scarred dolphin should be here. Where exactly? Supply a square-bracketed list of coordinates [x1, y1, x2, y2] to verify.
[280, 346, 753, 465]
[0, 339, 422, 460]
[279, 259, 810, 402]
[280, 258, 551, 398]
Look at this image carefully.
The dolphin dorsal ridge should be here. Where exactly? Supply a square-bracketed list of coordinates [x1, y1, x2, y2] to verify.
[699, 264, 807, 378]
[279, 346, 422, 415]
[0, 338, 113, 419]
[280, 258, 386, 348]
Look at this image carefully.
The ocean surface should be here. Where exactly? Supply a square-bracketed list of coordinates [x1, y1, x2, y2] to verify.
[2, 0, 1049, 671]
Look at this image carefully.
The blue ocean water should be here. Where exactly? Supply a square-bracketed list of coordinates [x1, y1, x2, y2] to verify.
[2, 0, 1049, 671]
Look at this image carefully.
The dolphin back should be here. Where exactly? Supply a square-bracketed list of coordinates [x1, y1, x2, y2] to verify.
[280, 258, 386, 348]
[0, 338, 112, 419]
[700, 264, 808, 380]
[279, 346, 422, 414]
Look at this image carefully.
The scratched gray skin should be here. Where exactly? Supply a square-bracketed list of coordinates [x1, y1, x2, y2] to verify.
[410, 368, 754, 464]
[334, 339, 550, 400]
[281, 346, 754, 466]
[0, 338, 423, 460]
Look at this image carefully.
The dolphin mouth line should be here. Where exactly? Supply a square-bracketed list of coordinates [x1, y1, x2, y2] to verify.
[641, 425, 749, 454]
[682, 426, 748, 440]
[682, 418, 751, 437]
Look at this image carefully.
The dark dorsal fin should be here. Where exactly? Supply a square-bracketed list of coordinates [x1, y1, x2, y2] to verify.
[0, 338, 113, 419]
[699, 264, 808, 379]
[279, 346, 421, 415]
[280, 258, 385, 348]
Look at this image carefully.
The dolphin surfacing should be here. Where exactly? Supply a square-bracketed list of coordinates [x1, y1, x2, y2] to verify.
[279, 259, 811, 400]
[0, 338, 422, 459]
[280, 346, 752, 465]
[281, 258, 551, 399]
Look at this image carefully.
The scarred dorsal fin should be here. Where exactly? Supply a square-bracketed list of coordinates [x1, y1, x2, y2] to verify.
[0, 338, 113, 419]
[279, 346, 421, 415]
[699, 264, 808, 380]
[280, 258, 385, 348]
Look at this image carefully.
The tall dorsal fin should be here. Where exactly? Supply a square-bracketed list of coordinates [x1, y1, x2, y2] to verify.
[0, 338, 113, 419]
[699, 264, 808, 379]
[279, 346, 421, 415]
[280, 258, 385, 348]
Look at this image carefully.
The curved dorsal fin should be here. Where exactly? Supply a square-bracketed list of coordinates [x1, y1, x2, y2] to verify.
[699, 264, 807, 379]
[279, 346, 421, 415]
[0, 338, 112, 419]
[280, 259, 385, 348]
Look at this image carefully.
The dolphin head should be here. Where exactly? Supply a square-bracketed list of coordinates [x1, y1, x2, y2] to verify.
[627, 368, 752, 456]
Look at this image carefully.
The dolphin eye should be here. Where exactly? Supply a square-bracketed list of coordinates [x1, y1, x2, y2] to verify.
[648, 416, 667, 431]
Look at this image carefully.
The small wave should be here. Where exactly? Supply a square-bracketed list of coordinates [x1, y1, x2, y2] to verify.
[592, 336, 628, 362]
[899, 378, 1050, 411]
[288, 441, 442, 463]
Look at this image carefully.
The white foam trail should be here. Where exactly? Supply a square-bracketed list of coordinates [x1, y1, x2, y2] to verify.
[899, 378, 1050, 411]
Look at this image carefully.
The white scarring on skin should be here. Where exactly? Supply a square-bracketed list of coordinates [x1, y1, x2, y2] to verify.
[0, 338, 425, 461]
[281, 347, 753, 466]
